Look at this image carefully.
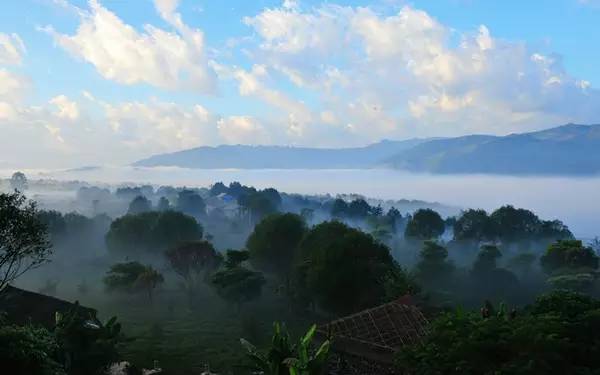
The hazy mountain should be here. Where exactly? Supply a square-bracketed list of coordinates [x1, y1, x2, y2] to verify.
[134, 139, 429, 169]
[135, 124, 600, 175]
[386, 124, 600, 175]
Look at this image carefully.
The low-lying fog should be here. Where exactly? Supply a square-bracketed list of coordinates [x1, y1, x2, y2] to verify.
[2, 166, 599, 239]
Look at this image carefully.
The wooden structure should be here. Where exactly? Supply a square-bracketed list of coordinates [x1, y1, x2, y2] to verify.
[316, 296, 429, 374]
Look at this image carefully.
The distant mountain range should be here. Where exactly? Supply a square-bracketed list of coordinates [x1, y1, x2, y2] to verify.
[135, 124, 600, 175]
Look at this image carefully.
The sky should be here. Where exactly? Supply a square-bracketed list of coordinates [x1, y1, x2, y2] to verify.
[1, 0, 599, 168]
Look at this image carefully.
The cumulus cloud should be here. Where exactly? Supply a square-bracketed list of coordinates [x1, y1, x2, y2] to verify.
[0, 33, 25, 65]
[217, 116, 270, 144]
[50, 95, 80, 120]
[243, 3, 600, 141]
[43, 0, 216, 92]
[0, 69, 29, 103]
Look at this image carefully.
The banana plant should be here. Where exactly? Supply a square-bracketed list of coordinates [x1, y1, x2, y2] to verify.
[240, 322, 330, 375]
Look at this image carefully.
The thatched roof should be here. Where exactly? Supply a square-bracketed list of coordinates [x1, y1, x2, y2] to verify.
[0, 286, 96, 328]
[316, 296, 428, 365]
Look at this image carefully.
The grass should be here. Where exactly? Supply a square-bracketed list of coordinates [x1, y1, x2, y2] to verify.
[80, 284, 316, 374]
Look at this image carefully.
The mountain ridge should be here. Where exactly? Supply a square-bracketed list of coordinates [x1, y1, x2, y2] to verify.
[135, 124, 600, 175]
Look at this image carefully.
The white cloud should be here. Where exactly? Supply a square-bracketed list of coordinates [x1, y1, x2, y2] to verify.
[243, 3, 600, 140]
[43, 0, 215, 92]
[0, 33, 25, 65]
[217, 116, 270, 144]
[101, 99, 218, 156]
[0, 69, 28, 103]
[50, 95, 80, 120]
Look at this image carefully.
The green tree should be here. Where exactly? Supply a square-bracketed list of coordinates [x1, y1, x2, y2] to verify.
[9, 171, 28, 191]
[489, 205, 540, 242]
[106, 211, 202, 255]
[330, 199, 348, 218]
[211, 250, 266, 312]
[0, 323, 65, 375]
[156, 196, 170, 211]
[296, 221, 411, 314]
[540, 240, 599, 275]
[54, 305, 125, 375]
[239, 190, 280, 223]
[453, 209, 494, 241]
[135, 266, 164, 302]
[414, 241, 454, 290]
[176, 189, 206, 217]
[209, 182, 228, 196]
[165, 240, 220, 305]
[103, 261, 164, 301]
[405, 209, 445, 240]
[538, 220, 573, 241]
[540, 240, 599, 292]
[0, 191, 52, 291]
[347, 199, 371, 218]
[247, 213, 307, 287]
[472, 245, 502, 275]
[103, 261, 146, 293]
[506, 252, 537, 278]
[127, 195, 152, 215]
[396, 291, 600, 374]
[470, 245, 520, 302]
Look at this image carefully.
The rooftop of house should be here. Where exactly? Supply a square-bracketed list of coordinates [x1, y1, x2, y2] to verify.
[316, 296, 429, 366]
[0, 285, 96, 328]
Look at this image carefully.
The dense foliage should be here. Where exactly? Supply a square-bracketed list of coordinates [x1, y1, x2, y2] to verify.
[106, 211, 202, 255]
[397, 291, 600, 374]
[211, 250, 266, 311]
[0, 322, 65, 375]
[241, 322, 330, 375]
[295, 221, 413, 314]
[247, 213, 307, 279]
[405, 209, 445, 239]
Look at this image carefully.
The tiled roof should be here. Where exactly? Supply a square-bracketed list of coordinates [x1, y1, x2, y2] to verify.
[317, 297, 429, 365]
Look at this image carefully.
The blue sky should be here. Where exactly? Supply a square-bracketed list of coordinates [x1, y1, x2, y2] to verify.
[0, 0, 599, 167]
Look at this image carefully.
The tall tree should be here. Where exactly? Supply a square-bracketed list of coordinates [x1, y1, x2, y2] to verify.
[0, 192, 51, 291]
[246, 213, 307, 284]
[489, 205, 540, 242]
[211, 250, 266, 312]
[176, 189, 206, 217]
[9, 172, 28, 191]
[453, 209, 494, 242]
[127, 195, 152, 215]
[405, 209, 445, 239]
[165, 240, 220, 304]
[156, 196, 171, 211]
[296, 221, 412, 314]
[414, 241, 454, 290]
[540, 240, 599, 275]
[106, 211, 202, 255]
